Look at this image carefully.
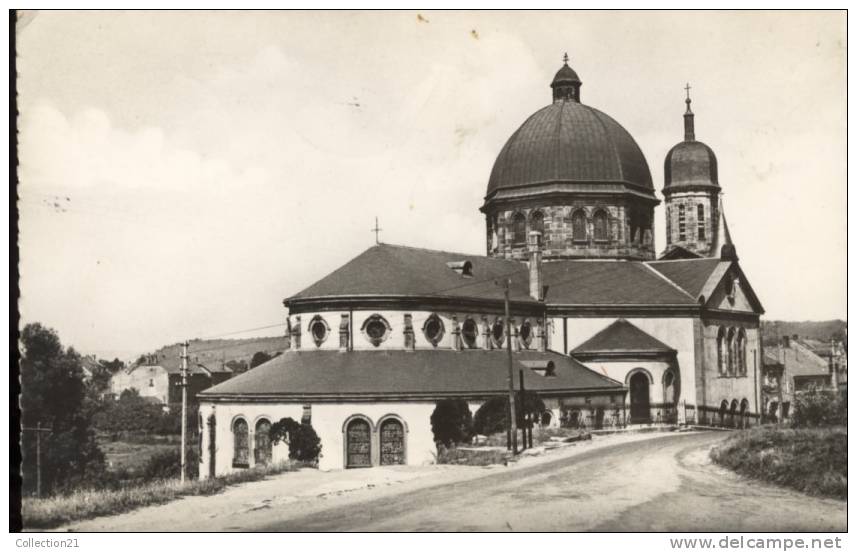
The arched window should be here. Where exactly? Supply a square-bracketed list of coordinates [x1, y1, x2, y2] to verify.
[717, 327, 726, 374]
[697, 204, 706, 241]
[254, 418, 272, 466]
[737, 329, 747, 375]
[512, 213, 526, 245]
[571, 210, 587, 243]
[530, 210, 545, 237]
[232, 418, 249, 468]
[593, 210, 609, 242]
[678, 204, 686, 241]
[726, 328, 736, 375]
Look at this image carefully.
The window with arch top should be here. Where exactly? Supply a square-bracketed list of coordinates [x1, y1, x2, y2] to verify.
[571, 210, 587, 243]
[512, 213, 527, 245]
[530, 210, 545, 237]
[717, 326, 726, 375]
[697, 204, 706, 241]
[593, 210, 609, 242]
[232, 417, 249, 468]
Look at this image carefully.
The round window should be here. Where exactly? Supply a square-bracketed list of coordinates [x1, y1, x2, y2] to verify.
[423, 315, 445, 346]
[491, 319, 505, 346]
[309, 316, 329, 346]
[363, 315, 390, 347]
[461, 318, 478, 348]
[519, 321, 532, 348]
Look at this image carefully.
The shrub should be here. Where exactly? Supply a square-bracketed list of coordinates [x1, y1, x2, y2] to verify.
[430, 399, 473, 446]
[270, 417, 322, 462]
[791, 387, 847, 428]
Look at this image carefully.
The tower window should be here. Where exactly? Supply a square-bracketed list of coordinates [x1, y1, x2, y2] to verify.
[697, 204, 705, 241]
[593, 210, 608, 242]
[512, 213, 526, 245]
[678, 204, 686, 241]
[666, 206, 671, 244]
[571, 210, 587, 243]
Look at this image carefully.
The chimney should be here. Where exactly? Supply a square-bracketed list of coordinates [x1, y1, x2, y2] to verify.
[528, 231, 543, 301]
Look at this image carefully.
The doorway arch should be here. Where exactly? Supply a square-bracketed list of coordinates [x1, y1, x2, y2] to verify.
[628, 370, 652, 423]
[344, 416, 373, 468]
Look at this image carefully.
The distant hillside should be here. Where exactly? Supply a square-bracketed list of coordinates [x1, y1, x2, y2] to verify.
[140, 335, 289, 370]
[761, 320, 846, 346]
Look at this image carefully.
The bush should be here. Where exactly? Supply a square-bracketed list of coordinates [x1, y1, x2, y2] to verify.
[473, 393, 546, 436]
[430, 399, 473, 446]
[791, 387, 847, 428]
[710, 426, 846, 499]
[270, 417, 322, 462]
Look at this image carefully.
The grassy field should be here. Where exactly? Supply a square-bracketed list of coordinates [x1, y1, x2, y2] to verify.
[22, 460, 309, 530]
[710, 426, 846, 499]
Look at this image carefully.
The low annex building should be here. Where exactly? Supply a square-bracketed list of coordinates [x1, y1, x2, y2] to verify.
[198, 56, 765, 476]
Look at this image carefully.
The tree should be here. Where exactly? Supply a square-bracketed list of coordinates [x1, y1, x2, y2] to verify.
[430, 399, 473, 446]
[473, 392, 546, 435]
[225, 359, 248, 375]
[250, 351, 273, 369]
[270, 417, 322, 462]
[20, 323, 106, 494]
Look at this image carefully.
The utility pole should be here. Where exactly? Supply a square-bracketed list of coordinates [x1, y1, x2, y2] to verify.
[752, 348, 759, 428]
[504, 279, 518, 454]
[22, 422, 52, 497]
[180, 340, 189, 484]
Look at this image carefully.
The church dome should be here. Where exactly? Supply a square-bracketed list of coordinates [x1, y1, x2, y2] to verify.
[664, 140, 718, 189]
[485, 99, 654, 200]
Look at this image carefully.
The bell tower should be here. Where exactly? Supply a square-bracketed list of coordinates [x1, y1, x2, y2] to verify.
[662, 85, 721, 258]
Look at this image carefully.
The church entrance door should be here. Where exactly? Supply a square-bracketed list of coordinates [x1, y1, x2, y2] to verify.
[629, 372, 651, 423]
[379, 419, 405, 465]
[346, 418, 372, 468]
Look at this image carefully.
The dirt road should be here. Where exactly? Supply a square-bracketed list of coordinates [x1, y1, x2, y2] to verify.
[260, 431, 845, 532]
[65, 431, 846, 532]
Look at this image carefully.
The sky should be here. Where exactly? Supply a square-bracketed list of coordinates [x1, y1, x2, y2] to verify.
[16, 11, 846, 359]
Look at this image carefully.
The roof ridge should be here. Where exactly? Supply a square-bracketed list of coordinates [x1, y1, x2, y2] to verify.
[647, 257, 719, 264]
[375, 242, 507, 261]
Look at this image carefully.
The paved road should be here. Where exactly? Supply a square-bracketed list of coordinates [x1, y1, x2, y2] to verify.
[259, 432, 846, 532]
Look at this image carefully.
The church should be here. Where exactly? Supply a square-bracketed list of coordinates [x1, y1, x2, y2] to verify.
[197, 56, 765, 475]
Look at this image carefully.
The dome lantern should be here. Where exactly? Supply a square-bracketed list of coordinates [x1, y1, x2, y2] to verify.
[551, 53, 582, 103]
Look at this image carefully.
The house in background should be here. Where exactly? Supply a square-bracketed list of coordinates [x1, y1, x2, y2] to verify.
[110, 354, 233, 410]
[761, 335, 846, 421]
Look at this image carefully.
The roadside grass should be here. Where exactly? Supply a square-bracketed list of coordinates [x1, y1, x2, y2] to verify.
[23, 460, 311, 530]
[710, 426, 846, 500]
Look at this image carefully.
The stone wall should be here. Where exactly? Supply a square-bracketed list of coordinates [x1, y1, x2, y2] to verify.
[486, 199, 656, 261]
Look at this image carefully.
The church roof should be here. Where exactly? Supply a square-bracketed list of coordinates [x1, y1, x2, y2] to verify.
[287, 244, 535, 305]
[199, 349, 624, 401]
[286, 244, 721, 311]
[485, 100, 654, 202]
[570, 319, 676, 359]
[646, 257, 725, 300]
[542, 260, 696, 306]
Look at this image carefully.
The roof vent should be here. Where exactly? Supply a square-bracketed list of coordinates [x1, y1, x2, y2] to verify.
[446, 260, 473, 278]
